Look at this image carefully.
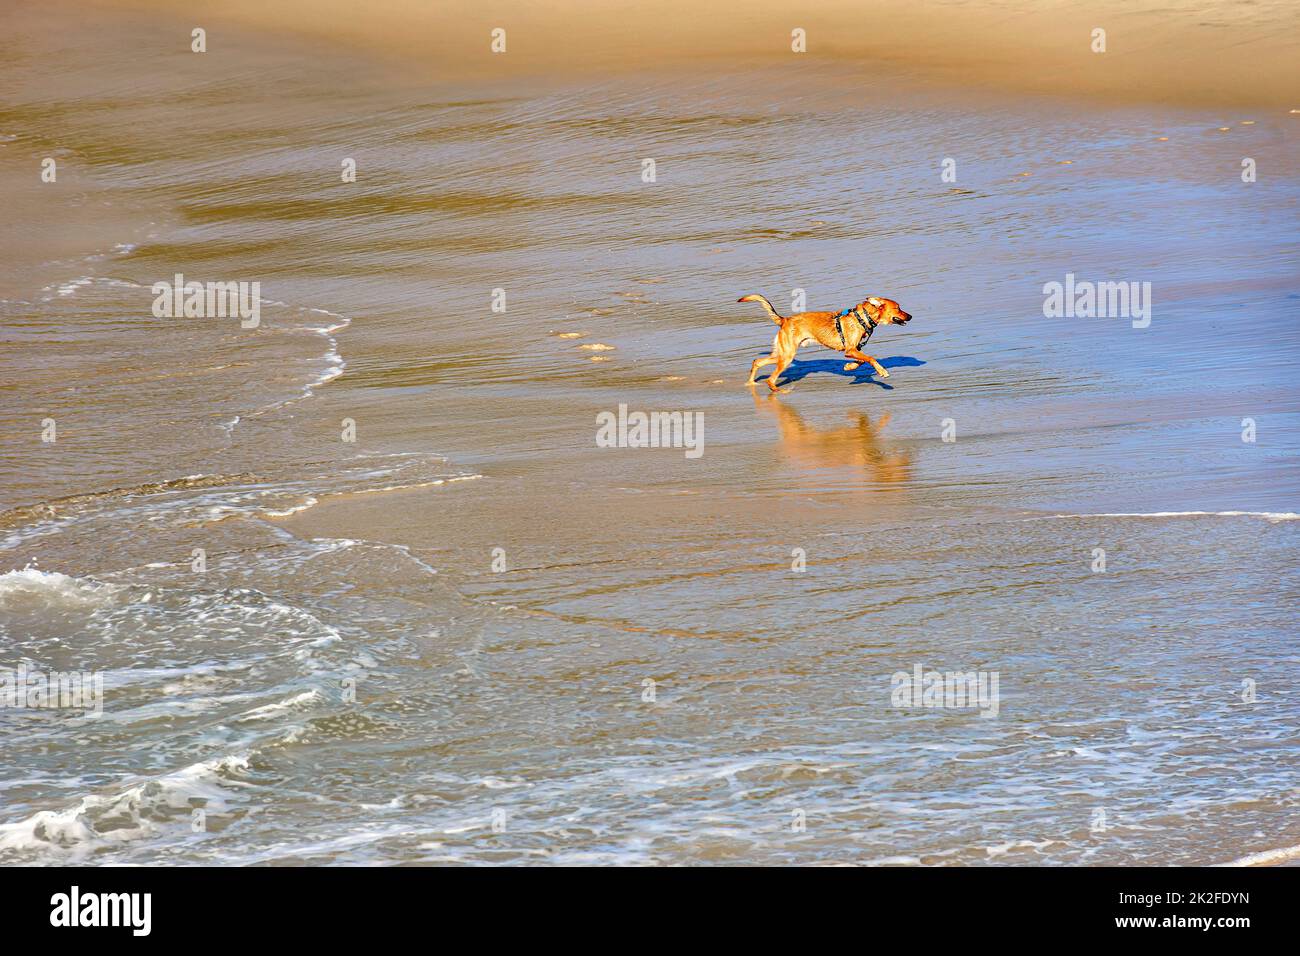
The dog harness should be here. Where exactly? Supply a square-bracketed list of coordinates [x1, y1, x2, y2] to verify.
[833, 307, 877, 350]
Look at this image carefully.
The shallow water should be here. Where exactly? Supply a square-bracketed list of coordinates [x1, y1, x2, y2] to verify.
[1, 4, 1297, 865]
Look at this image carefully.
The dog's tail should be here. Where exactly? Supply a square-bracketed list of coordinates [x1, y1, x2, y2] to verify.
[737, 293, 784, 325]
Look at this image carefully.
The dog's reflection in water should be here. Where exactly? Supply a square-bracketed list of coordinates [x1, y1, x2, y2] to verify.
[754, 392, 913, 485]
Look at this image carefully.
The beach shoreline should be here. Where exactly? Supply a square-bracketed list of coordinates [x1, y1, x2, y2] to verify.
[1, 0, 1297, 866]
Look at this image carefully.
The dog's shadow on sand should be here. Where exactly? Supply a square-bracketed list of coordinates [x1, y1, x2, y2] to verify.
[769, 355, 926, 389]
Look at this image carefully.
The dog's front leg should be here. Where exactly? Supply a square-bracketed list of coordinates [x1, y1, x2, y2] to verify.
[845, 347, 888, 379]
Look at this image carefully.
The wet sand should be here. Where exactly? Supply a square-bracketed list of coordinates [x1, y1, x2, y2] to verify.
[1, 1, 1297, 865]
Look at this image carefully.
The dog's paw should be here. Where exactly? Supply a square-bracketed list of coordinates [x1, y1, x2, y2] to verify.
[878, 369, 890, 379]
[843, 362, 861, 371]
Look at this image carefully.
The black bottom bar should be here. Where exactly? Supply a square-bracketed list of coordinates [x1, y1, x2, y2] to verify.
[1, 865, 1282, 942]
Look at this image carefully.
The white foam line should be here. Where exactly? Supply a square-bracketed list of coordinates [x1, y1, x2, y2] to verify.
[258, 476, 482, 518]
[0, 753, 254, 856]
[39, 275, 145, 300]
[1219, 843, 1300, 867]
[260, 497, 319, 518]
[288, 311, 351, 398]
[237, 308, 352, 425]
[83, 243, 138, 262]
[344, 474, 483, 496]
[1041, 511, 1299, 523]
[234, 689, 324, 723]
[54, 276, 93, 297]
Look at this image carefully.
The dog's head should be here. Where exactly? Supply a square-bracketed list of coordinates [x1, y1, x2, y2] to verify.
[860, 297, 911, 326]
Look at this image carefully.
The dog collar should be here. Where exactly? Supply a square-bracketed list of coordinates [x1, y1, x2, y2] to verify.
[835, 305, 877, 329]
[834, 307, 876, 350]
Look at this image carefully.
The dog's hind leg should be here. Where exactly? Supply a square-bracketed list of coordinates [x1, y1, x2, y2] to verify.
[747, 354, 777, 386]
[767, 353, 795, 392]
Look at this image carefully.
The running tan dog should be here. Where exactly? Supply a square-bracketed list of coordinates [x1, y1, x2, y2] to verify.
[738, 293, 912, 391]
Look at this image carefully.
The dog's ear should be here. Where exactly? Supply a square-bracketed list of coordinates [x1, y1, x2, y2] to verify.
[863, 297, 884, 316]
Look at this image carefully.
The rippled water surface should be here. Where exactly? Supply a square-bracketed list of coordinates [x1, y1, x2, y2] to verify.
[1, 5, 1297, 865]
